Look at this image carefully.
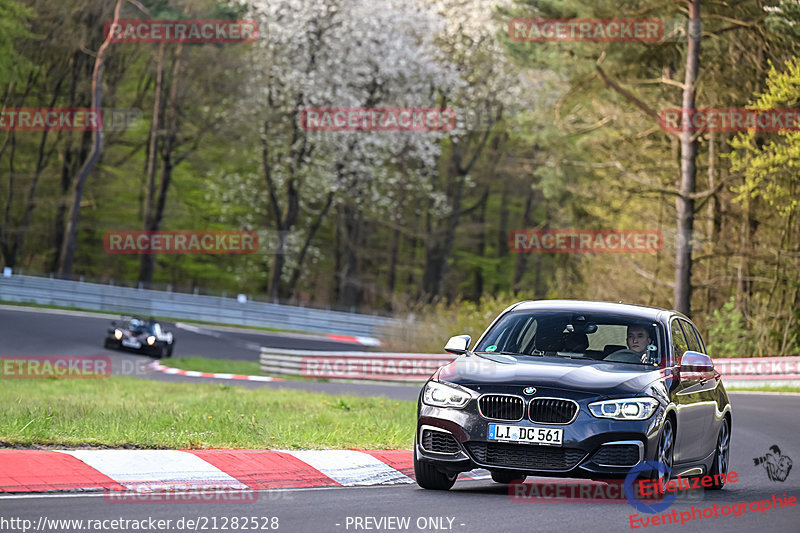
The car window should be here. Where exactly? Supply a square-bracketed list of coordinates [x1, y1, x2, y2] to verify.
[586, 324, 627, 350]
[474, 311, 665, 368]
[679, 319, 702, 353]
[515, 317, 537, 353]
[688, 322, 706, 353]
[670, 319, 689, 360]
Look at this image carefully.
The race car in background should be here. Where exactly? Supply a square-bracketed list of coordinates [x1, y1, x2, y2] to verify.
[104, 317, 175, 357]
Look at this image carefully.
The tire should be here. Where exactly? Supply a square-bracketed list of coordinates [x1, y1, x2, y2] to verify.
[166, 343, 174, 357]
[707, 418, 730, 490]
[414, 454, 457, 490]
[653, 417, 675, 485]
[159, 344, 169, 359]
[491, 471, 527, 484]
[103, 339, 113, 349]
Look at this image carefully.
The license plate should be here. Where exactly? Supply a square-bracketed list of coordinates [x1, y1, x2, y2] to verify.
[122, 338, 141, 348]
[488, 424, 563, 446]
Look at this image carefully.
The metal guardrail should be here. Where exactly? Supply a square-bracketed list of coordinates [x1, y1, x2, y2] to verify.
[714, 356, 800, 386]
[0, 274, 396, 338]
[260, 348, 800, 385]
[260, 347, 454, 382]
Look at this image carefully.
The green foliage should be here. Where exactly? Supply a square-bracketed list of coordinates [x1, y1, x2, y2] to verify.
[382, 293, 528, 353]
[729, 56, 800, 217]
[705, 297, 757, 358]
[0, 0, 33, 84]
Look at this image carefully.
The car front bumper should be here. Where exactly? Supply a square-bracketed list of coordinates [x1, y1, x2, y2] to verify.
[416, 389, 666, 478]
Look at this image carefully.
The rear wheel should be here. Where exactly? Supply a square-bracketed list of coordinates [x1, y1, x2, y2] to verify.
[707, 418, 730, 490]
[491, 471, 527, 484]
[414, 454, 457, 490]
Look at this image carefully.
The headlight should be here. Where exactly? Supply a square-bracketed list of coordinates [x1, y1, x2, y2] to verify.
[422, 381, 474, 408]
[114, 329, 123, 340]
[146, 336, 156, 345]
[588, 397, 659, 420]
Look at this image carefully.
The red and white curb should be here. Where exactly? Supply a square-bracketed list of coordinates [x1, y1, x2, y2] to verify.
[326, 334, 383, 347]
[0, 449, 488, 493]
[147, 361, 283, 382]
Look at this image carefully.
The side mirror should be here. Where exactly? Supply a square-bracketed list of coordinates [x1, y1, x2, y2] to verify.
[110, 320, 117, 327]
[444, 335, 471, 355]
[679, 350, 714, 379]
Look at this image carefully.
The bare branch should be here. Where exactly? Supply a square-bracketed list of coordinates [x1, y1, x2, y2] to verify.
[595, 59, 678, 140]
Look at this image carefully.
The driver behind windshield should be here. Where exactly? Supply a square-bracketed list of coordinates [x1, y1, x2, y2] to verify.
[626, 325, 652, 363]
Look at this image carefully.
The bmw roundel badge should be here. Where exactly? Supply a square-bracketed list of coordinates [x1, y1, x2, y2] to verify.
[523, 387, 536, 395]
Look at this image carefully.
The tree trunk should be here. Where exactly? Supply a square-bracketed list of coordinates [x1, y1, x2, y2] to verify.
[57, 0, 123, 278]
[139, 44, 183, 286]
[673, 0, 701, 316]
[338, 199, 363, 308]
[1, 133, 17, 267]
[471, 188, 489, 300]
[287, 191, 334, 300]
[513, 182, 537, 292]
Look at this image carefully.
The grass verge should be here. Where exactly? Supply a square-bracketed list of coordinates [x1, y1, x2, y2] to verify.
[0, 376, 415, 449]
[166, 357, 261, 375]
[726, 385, 800, 393]
[161, 357, 321, 381]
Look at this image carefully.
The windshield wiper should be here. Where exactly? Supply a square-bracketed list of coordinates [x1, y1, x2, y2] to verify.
[554, 353, 589, 359]
[476, 351, 543, 357]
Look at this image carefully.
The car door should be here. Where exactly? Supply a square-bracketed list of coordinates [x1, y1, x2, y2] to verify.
[681, 320, 722, 459]
[669, 318, 714, 464]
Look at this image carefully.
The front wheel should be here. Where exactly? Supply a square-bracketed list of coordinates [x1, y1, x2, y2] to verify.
[654, 417, 675, 485]
[414, 454, 456, 490]
[707, 418, 730, 490]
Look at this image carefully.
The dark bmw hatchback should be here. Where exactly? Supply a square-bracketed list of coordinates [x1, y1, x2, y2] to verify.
[415, 300, 732, 490]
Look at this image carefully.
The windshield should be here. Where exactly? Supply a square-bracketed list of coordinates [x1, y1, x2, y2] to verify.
[126, 320, 155, 334]
[474, 311, 665, 368]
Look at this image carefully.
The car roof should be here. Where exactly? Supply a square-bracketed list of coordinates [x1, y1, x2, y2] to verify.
[507, 299, 686, 323]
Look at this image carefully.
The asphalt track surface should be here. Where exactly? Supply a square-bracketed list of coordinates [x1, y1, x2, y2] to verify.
[1, 306, 799, 533]
[0, 306, 420, 400]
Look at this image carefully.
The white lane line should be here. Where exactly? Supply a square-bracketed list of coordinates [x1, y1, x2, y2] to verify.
[175, 322, 220, 337]
[286, 450, 413, 486]
[148, 362, 282, 382]
[355, 336, 383, 346]
[0, 480, 483, 500]
[56, 450, 246, 490]
[460, 468, 491, 480]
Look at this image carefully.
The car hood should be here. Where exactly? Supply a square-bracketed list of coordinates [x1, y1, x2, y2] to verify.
[438, 354, 662, 396]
